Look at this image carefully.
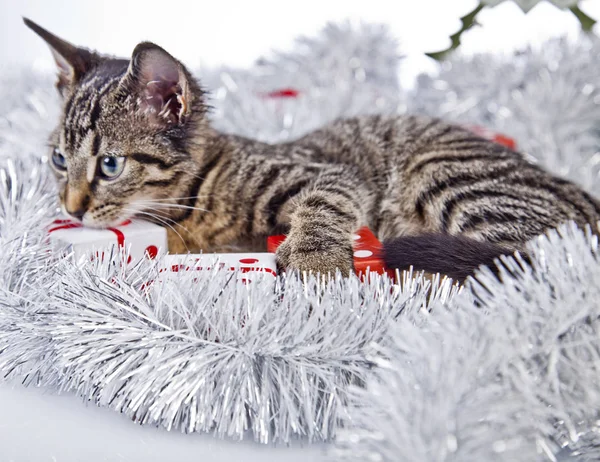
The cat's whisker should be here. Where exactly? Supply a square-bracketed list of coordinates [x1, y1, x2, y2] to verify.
[125, 207, 191, 233]
[135, 215, 189, 252]
[188, 172, 215, 183]
[134, 195, 213, 203]
[122, 207, 191, 252]
[134, 200, 209, 212]
[137, 202, 211, 213]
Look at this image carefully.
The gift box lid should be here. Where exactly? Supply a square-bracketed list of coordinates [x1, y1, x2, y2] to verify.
[48, 219, 166, 245]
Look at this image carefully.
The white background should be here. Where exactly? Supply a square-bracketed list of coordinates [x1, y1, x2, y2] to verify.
[1, 0, 599, 87]
[0, 0, 599, 461]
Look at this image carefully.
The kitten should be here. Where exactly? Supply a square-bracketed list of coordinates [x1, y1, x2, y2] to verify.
[25, 19, 600, 281]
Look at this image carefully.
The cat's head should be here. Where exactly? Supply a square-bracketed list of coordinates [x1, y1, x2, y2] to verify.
[25, 18, 210, 228]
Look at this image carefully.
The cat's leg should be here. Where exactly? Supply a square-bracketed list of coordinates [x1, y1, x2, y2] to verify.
[275, 165, 374, 276]
[373, 185, 433, 242]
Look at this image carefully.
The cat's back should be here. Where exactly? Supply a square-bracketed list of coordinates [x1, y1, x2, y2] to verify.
[293, 113, 528, 179]
[295, 114, 522, 162]
[297, 114, 600, 239]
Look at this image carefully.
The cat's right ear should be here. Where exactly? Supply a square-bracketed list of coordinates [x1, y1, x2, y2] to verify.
[23, 18, 99, 96]
[120, 42, 194, 128]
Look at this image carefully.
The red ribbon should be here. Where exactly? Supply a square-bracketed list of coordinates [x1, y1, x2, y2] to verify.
[48, 219, 132, 247]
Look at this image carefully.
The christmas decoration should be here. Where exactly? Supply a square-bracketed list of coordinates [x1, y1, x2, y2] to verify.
[158, 253, 277, 285]
[48, 217, 167, 264]
[348, 227, 390, 277]
[0, 20, 599, 462]
[465, 124, 517, 149]
[0, 160, 455, 442]
[427, 1, 596, 60]
[333, 223, 600, 462]
[269, 226, 394, 277]
[412, 35, 600, 197]
[200, 22, 403, 143]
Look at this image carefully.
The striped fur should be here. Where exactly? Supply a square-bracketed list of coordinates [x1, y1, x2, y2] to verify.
[27, 19, 600, 277]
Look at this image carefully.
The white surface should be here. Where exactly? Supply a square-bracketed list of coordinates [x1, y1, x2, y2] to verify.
[0, 382, 326, 462]
[1, 0, 599, 88]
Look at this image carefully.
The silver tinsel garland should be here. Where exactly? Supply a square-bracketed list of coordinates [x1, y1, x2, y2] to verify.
[1, 21, 600, 461]
[411, 36, 600, 195]
[202, 21, 403, 143]
[0, 157, 456, 444]
[334, 225, 600, 462]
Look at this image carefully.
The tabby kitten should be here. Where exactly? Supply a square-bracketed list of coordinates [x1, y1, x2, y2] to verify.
[25, 19, 600, 280]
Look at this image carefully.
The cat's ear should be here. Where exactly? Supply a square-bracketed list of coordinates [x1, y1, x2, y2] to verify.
[23, 18, 100, 95]
[123, 42, 193, 127]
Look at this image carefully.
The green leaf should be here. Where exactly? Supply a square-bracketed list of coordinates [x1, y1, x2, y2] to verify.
[570, 5, 597, 32]
[426, 2, 486, 61]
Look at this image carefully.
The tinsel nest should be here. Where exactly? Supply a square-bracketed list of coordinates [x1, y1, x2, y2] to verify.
[1, 22, 600, 462]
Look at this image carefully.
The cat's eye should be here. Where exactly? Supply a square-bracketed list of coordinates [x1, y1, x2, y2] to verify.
[99, 156, 126, 179]
[51, 148, 67, 171]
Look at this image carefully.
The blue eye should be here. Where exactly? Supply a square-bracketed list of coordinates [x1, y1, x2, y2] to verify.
[100, 156, 126, 179]
[51, 148, 67, 171]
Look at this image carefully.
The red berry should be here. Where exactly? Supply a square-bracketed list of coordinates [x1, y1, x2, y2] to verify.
[145, 245, 158, 259]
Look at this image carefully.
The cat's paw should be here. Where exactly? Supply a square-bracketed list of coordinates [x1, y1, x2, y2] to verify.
[276, 233, 354, 277]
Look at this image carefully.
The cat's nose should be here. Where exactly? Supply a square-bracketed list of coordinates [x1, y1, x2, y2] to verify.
[64, 186, 90, 222]
[67, 207, 86, 221]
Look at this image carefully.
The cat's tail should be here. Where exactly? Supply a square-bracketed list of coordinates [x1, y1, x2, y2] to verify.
[381, 234, 527, 282]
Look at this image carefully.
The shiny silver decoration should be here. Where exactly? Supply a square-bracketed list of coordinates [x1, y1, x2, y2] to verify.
[411, 36, 600, 196]
[0, 158, 456, 442]
[202, 22, 404, 143]
[334, 223, 600, 462]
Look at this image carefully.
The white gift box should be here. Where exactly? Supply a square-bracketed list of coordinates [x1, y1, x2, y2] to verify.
[159, 253, 278, 284]
[47, 218, 168, 265]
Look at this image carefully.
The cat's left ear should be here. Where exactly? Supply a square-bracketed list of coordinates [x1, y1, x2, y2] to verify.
[24, 18, 100, 96]
[123, 42, 193, 127]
